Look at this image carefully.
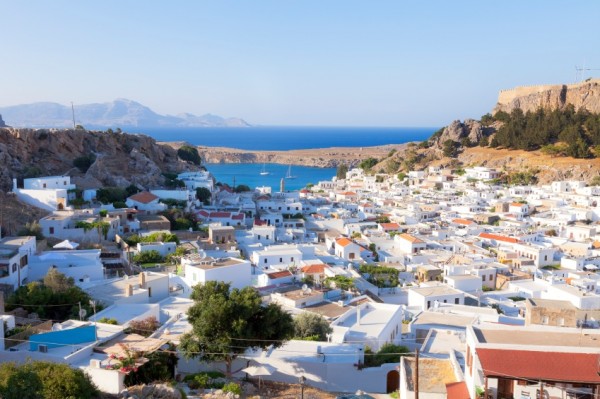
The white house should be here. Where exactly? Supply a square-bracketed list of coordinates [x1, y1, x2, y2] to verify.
[330, 302, 404, 351]
[251, 245, 303, 269]
[12, 176, 72, 211]
[28, 249, 105, 283]
[333, 237, 365, 261]
[395, 233, 427, 254]
[407, 284, 465, 311]
[182, 254, 252, 290]
[0, 236, 36, 289]
[125, 192, 167, 213]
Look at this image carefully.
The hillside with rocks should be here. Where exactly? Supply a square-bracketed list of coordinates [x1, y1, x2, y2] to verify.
[0, 127, 199, 192]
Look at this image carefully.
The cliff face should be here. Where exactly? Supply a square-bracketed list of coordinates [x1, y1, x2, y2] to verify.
[494, 79, 600, 114]
[0, 128, 198, 191]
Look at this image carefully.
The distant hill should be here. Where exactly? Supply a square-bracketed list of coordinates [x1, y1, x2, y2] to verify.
[0, 99, 250, 128]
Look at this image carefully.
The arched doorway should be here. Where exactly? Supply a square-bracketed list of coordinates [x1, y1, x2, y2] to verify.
[386, 370, 399, 393]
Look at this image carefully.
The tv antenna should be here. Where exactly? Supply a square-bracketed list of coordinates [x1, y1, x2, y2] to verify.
[71, 102, 76, 129]
[575, 65, 600, 82]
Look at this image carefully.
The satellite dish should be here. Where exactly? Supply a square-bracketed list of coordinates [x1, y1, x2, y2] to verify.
[302, 284, 308, 292]
[79, 308, 87, 319]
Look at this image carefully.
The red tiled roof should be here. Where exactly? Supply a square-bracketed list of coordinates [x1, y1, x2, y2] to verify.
[336, 237, 354, 247]
[210, 212, 231, 218]
[446, 382, 469, 399]
[301, 264, 325, 274]
[197, 210, 210, 217]
[267, 270, 293, 279]
[510, 202, 526, 207]
[452, 218, 474, 226]
[254, 218, 267, 226]
[341, 191, 356, 196]
[380, 223, 400, 230]
[300, 189, 310, 193]
[231, 213, 244, 220]
[477, 348, 600, 383]
[398, 233, 424, 244]
[478, 232, 519, 244]
[128, 191, 159, 204]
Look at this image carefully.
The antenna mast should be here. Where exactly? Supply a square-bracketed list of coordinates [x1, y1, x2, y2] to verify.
[71, 102, 76, 129]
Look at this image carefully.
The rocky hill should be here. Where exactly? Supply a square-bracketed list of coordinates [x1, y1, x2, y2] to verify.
[0, 99, 250, 129]
[494, 79, 600, 115]
[0, 114, 7, 128]
[0, 128, 199, 192]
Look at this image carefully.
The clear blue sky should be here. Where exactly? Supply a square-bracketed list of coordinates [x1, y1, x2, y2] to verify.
[2, 1, 600, 127]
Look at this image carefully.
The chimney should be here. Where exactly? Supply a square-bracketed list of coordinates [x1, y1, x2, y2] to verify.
[125, 284, 133, 297]
[140, 272, 146, 288]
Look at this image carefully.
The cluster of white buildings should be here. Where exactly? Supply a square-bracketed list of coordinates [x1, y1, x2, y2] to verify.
[3, 166, 600, 396]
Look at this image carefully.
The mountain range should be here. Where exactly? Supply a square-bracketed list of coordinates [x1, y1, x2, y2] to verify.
[0, 99, 250, 128]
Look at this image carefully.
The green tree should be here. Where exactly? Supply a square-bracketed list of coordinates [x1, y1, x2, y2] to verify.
[133, 250, 163, 264]
[179, 281, 294, 377]
[359, 157, 378, 171]
[73, 153, 96, 173]
[177, 145, 202, 165]
[196, 187, 212, 204]
[442, 139, 458, 157]
[364, 343, 410, 367]
[0, 362, 43, 399]
[43, 268, 74, 293]
[336, 164, 348, 180]
[234, 184, 251, 193]
[293, 312, 332, 341]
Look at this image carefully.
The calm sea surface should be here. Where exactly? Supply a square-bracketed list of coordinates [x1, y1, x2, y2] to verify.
[133, 126, 437, 190]
[205, 163, 337, 191]
[135, 126, 436, 151]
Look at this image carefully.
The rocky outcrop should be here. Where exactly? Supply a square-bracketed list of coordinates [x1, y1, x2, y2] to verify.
[494, 79, 600, 114]
[0, 128, 198, 191]
[434, 119, 489, 145]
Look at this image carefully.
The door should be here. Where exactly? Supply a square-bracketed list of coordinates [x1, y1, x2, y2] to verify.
[386, 370, 399, 393]
[497, 378, 514, 399]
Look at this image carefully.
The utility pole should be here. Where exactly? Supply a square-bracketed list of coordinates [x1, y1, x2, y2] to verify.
[415, 348, 419, 399]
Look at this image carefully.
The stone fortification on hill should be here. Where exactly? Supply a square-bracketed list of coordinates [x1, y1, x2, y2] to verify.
[494, 79, 600, 114]
[0, 128, 198, 192]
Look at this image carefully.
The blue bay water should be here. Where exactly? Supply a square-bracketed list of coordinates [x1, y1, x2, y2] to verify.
[133, 126, 438, 190]
[205, 163, 336, 192]
[135, 126, 437, 151]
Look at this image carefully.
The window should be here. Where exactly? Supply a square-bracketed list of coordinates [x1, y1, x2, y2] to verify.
[455, 298, 459, 304]
[0, 263, 8, 277]
[279, 258, 283, 263]
[266, 235, 269, 240]
[148, 287, 152, 297]
[544, 255, 548, 261]
[258, 235, 261, 240]
[482, 275, 486, 281]
[12, 263, 17, 273]
[264, 259, 267, 264]
[542, 315, 549, 325]
[427, 301, 431, 309]
[489, 274, 493, 281]
[291, 257, 294, 262]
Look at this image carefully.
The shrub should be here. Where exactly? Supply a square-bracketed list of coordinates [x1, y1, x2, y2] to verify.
[222, 382, 242, 395]
[126, 316, 160, 338]
[73, 153, 96, 173]
[177, 145, 201, 165]
[98, 317, 118, 325]
[133, 250, 163, 264]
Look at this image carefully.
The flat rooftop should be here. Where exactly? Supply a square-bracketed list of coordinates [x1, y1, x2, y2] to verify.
[304, 301, 350, 319]
[185, 254, 246, 269]
[409, 285, 463, 297]
[412, 311, 475, 328]
[474, 326, 600, 348]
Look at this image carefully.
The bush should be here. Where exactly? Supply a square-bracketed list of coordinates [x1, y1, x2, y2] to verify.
[177, 145, 201, 165]
[364, 343, 410, 367]
[126, 316, 160, 337]
[98, 317, 118, 325]
[222, 382, 242, 395]
[0, 361, 99, 399]
[133, 250, 163, 264]
[73, 153, 96, 173]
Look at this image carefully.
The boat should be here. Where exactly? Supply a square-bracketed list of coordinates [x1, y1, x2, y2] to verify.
[260, 163, 269, 176]
[285, 164, 297, 179]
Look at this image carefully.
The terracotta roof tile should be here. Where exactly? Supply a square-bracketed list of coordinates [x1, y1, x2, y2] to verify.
[128, 192, 159, 204]
[478, 232, 519, 244]
[398, 233, 424, 244]
[301, 264, 325, 274]
[267, 270, 293, 279]
[335, 237, 354, 247]
[477, 348, 600, 383]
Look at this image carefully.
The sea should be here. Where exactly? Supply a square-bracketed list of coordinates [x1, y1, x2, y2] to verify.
[134, 126, 437, 191]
